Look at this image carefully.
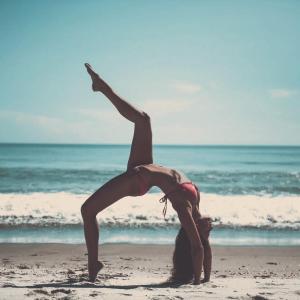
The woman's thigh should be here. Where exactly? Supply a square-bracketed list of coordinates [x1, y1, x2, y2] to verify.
[127, 114, 153, 170]
[82, 172, 137, 215]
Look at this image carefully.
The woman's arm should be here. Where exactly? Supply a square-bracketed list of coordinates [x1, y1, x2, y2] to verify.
[201, 238, 212, 282]
[177, 207, 204, 284]
[197, 217, 213, 282]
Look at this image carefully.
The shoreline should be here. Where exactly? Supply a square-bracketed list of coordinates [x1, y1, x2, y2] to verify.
[1, 243, 300, 299]
[1, 226, 300, 246]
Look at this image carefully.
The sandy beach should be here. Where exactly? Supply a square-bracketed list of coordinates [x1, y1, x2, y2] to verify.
[1, 243, 299, 299]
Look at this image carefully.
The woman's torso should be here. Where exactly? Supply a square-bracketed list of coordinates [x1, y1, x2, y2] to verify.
[133, 163, 189, 192]
[130, 164, 199, 210]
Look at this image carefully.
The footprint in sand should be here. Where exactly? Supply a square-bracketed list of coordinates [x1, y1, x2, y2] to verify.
[70, 257, 82, 261]
[120, 257, 133, 261]
[33, 289, 50, 296]
[17, 264, 30, 269]
[51, 288, 72, 295]
[251, 295, 269, 300]
[253, 275, 271, 279]
[260, 292, 274, 296]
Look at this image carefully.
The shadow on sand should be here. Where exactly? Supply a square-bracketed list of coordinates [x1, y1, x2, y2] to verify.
[3, 281, 184, 290]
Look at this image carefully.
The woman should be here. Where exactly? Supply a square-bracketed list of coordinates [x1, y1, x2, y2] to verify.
[81, 63, 212, 284]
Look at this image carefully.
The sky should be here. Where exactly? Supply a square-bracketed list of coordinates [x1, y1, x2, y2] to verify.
[0, 0, 299, 145]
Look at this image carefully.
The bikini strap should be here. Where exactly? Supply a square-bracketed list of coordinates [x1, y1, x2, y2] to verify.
[159, 194, 168, 220]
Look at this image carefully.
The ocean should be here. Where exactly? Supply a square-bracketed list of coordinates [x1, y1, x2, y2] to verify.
[0, 143, 299, 245]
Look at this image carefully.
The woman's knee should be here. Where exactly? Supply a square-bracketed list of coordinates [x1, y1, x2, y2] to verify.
[137, 111, 151, 123]
[80, 202, 88, 218]
[81, 201, 95, 219]
[142, 111, 151, 120]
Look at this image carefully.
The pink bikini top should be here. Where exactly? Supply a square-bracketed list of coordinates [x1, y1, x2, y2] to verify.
[159, 182, 199, 220]
[133, 166, 199, 220]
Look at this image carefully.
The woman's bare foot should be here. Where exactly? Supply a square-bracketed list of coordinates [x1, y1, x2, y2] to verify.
[84, 63, 111, 93]
[88, 260, 104, 282]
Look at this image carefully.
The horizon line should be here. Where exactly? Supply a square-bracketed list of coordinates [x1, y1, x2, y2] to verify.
[0, 142, 300, 147]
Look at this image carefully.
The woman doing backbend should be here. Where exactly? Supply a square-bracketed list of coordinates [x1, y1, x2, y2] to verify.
[81, 63, 212, 285]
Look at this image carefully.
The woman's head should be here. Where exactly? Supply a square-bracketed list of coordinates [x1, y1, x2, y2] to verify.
[169, 217, 212, 284]
[169, 226, 194, 284]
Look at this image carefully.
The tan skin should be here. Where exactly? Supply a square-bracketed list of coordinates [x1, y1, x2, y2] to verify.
[81, 63, 212, 284]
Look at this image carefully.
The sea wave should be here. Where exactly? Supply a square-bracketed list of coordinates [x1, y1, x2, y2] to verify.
[1, 167, 300, 195]
[0, 192, 299, 229]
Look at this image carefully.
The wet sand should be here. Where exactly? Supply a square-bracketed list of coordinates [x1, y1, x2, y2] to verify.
[1, 243, 300, 299]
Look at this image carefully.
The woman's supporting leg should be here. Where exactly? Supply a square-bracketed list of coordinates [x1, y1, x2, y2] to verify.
[81, 172, 135, 281]
[85, 63, 153, 169]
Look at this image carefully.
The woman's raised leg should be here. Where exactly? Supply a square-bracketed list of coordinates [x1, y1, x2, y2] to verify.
[85, 63, 153, 169]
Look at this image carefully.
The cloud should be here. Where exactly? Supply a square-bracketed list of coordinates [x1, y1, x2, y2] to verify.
[172, 80, 202, 94]
[0, 110, 91, 138]
[269, 89, 297, 99]
[15, 113, 66, 134]
[143, 98, 193, 117]
[77, 108, 114, 122]
[0, 109, 135, 143]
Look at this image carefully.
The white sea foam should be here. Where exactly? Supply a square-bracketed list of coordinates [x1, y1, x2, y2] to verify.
[0, 192, 300, 229]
